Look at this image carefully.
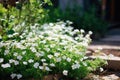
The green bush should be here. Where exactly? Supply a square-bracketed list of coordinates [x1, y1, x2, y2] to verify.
[0, 21, 106, 80]
[0, 0, 51, 41]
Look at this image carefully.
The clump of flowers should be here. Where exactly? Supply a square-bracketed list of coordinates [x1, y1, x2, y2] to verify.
[0, 21, 105, 79]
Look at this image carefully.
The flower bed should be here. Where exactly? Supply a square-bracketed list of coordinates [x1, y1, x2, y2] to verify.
[0, 21, 105, 80]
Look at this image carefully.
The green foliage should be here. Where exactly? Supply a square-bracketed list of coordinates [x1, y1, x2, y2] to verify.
[0, 0, 51, 41]
[0, 21, 106, 80]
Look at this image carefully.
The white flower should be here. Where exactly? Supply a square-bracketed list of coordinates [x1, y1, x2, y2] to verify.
[72, 63, 80, 70]
[47, 55, 53, 59]
[66, 20, 73, 24]
[30, 47, 37, 53]
[49, 23, 54, 26]
[17, 74, 22, 79]
[10, 73, 16, 79]
[80, 29, 85, 33]
[13, 52, 18, 56]
[28, 59, 34, 63]
[45, 66, 51, 71]
[22, 51, 26, 55]
[100, 67, 104, 72]
[35, 53, 41, 57]
[14, 61, 19, 65]
[17, 55, 23, 60]
[41, 59, 46, 62]
[54, 53, 60, 57]
[56, 57, 61, 62]
[4, 50, 9, 55]
[74, 29, 79, 33]
[0, 58, 4, 63]
[50, 44, 55, 48]
[83, 62, 87, 66]
[16, 43, 26, 50]
[9, 59, 15, 63]
[50, 63, 55, 67]
[1, 63, 11, 68]
[39, 66, 43, 70]
[66, 58, 71, 62]
[23, 61, 28, 65]
[83, 57, 88, 60]
[63, 70, 68, 76]
[62, 56, 66, 59]
[8, 34, 13, 38]
[88, 31, 93, 35]
[36, 52, 44, 57]
[33, 62, 39, 68]
[45, 48, 50, 52]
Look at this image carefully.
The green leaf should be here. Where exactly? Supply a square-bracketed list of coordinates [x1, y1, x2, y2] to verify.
[44, 0, 52, 5]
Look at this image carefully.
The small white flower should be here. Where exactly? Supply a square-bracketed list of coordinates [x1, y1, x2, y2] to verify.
[50, 63, 55, 67]
[28, 59, 34, 63]
[88, 31, 93, 35]
[49, 23, 54, 26]
[63, 70, 68, 76]
[4, 50, 9, 55]
[56, 57, 61, 62]
[100, 67, 104, 72]
[35, 52, 44, 57]
[17, 55, 23, 60]
[62, 56, 66, 59]
[1, 63, 11, 68]
[72, 63, 80, 70]
[13, 52, 18, 56]
[66, 58, 71, 62]
[39, 66, 43, 70]
[80, 29, 85, 33]
[8, 35, 13, 38]
[9, 59, 15, 63]
[35, 53, 41, 57]
[0, 58, 4, 63]
[22, 51, 26, 55]
[83, 62, 87, 66]
[45, 48, 50, 52]
[10, 73, 16, 79]
[23, 61, 28, 65]
[41, 59, 46, 62]
[45, 66, 51, 71]
[47, 55, 53, 59]
[74, 29, 79, 33]
[33, 62, 39, 68]
[30, 47, 37, 53]
[50, 44, 55, 48]
[54, 53, 60, 57]
[17, 74, 22, 79]
[14, 61, 19, 65]
[83, 57, 88, 60]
